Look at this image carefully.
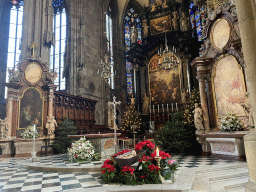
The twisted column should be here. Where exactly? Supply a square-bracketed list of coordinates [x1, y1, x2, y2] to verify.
[196, 73, 210, 132]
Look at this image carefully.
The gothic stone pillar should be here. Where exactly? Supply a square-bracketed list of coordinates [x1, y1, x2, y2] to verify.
[235, 0, 256, 191]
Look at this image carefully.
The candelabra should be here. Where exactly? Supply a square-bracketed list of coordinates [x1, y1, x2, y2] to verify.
[157, 7, 179, 71]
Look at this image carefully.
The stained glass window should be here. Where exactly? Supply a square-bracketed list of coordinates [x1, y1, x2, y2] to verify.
[106, 8, 114, 89]
[5, 1, 23, 98]
[124, 7, 142, 95]
[189, 2, 205, 41]
[50, 0, 66, 91]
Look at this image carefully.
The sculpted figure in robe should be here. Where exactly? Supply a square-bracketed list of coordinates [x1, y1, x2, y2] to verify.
[131, 25, 138, 44]
[142, 93, 150, 115]
[241, 92, 255, 129]
[172, 11, 180, 31]
[179, 12, 189, 32]
[193, 103, 204, 132]
[0, 118, 8, 139]
[46, 116, 58, 136]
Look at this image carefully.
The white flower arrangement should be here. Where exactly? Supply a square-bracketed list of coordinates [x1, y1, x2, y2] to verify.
[68, 137, 98, 162]
[21, 125, 39, 139]
[219, 113, 244, 132]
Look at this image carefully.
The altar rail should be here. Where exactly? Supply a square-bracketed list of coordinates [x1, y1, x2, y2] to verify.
[53, 91, 109, 134]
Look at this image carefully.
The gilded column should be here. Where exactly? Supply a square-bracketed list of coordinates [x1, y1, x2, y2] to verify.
[196, 73, 210, 132]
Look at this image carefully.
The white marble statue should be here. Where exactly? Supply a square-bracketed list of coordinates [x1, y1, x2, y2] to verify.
[241, 92, 254, 129]
[193, 103, 204, 132]
[45, 116, 58, 136]
[0, 118, 8, 139]
[142, 93, 150, 115]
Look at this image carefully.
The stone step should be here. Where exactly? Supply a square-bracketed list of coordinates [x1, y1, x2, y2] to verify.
[192, 166, 248, 191]
[195, 164, 247, 176]
[224, 182, 246, 192]
[209, 172, 249, 192]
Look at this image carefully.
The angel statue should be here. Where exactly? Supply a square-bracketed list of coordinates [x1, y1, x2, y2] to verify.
[192, 103, 204, 133]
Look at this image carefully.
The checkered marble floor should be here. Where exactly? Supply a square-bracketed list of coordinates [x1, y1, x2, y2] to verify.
[0, 154, 246, 192]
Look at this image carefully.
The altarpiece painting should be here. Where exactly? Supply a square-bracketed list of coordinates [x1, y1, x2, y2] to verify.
[212, 55, 246, 118]
[149, 53, 181, 105]
[19, 88, 43, 129]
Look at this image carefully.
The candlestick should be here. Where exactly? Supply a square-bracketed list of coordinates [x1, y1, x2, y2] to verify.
[176, 103, 178, 111]
[153, 105, 155, 113]
[33, 124, 36, 132]
[156, 147, 159, 156]
[149, 105, 151, 114]
[158, 104, 160, 114]
[167, 104, 169, 112]
[162, 104, 164, 112]
[172, 103, 174, 112]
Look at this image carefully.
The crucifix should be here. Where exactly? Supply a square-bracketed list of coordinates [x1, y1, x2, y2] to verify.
[30, 41, 38, 58]
[108, 96, 121, 154]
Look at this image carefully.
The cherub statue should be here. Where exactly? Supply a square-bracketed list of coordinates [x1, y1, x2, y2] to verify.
[192, 103, 204, 133]
[8, 68, 20, 82]
[47, 70, 57, 83]
[45, 116, 58, 136]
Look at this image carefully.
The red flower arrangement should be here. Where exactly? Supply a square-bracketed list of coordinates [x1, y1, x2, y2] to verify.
[121, 166, 135, 175]
[103, 159, 113, 165]
[150, 150, 171, 160]
[139, 155, 151, 163]
[101, 163, 116, 173]
[148, 164, 161, 172]
[135, 140, 155, 151]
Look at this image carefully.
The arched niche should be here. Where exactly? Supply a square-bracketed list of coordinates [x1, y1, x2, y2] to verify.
[212, 55, 247, 122]
[19, 87, 43, 130]
[149, 52, 182, 105]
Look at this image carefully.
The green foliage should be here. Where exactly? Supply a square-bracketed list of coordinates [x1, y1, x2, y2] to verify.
[183, 88, 200, 125]
[156, 113, 197, 154]
[53, 119, 77, 154]
[121, 104, 142, 132]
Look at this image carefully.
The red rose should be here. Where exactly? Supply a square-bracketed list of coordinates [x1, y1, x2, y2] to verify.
[141, 175, 146, 178]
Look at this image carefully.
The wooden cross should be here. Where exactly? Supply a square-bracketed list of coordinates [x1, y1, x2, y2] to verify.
[30, 41, 38, 58]
[108, 96, 121, 154]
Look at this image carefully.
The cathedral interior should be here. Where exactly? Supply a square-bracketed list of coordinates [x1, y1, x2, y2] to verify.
[1, 0, 256, 191]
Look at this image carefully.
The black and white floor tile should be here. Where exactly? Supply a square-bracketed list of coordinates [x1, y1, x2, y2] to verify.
[0, 154, 246, 192]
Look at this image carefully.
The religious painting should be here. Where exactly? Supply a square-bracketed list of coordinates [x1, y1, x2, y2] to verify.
[150, 15, 172, 35]
[19, 88, 43, 128]
[212, 55, 246, 118]
[149, 53, 181, 105]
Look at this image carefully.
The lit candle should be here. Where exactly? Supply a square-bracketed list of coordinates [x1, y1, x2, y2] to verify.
[176, 103, 178, 111]
[156, 147, 159, 157]
[33, 124, 36, 132]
